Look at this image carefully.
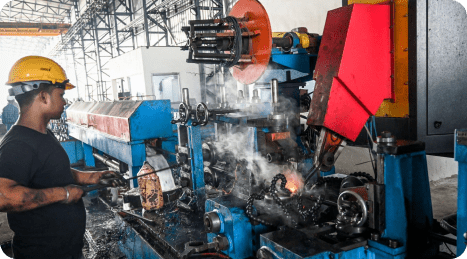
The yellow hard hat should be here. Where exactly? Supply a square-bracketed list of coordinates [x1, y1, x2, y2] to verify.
[6, 56, 75, 90]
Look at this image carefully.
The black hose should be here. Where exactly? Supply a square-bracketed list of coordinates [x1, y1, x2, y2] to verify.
[221, 16, 242, 68]
[440, 214, 457, 235]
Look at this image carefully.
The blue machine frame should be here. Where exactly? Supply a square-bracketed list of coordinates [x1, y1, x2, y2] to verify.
[455, 129, 467, 257]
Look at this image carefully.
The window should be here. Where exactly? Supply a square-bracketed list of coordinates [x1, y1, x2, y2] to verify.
[152, 73, 180, 102]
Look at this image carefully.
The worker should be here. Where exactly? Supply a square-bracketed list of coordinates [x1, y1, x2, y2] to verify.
[0, 56, 123, 259]
[1, 96, 19, 131]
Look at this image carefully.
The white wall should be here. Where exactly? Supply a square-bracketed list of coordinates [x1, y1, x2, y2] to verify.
[107, 48, 145, 100]
[258, 0, 343, 34]
[140, 47, 201, 103]
[107, 47, 201, 102]
[334, 146, 458, 182]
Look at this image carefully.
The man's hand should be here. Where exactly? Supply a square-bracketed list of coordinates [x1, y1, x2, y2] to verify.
[70, 168, 126, 186]
[63, 185, 84, 204]
[98, 171, 126, 187]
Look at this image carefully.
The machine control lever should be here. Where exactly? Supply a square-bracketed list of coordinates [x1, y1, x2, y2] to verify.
[81, 164, 180, 192]
[180, 235, 229, 259]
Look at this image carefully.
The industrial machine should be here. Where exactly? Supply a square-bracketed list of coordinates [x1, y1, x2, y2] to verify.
[61, 0, 464, 258]
[65, 100, 178, 188]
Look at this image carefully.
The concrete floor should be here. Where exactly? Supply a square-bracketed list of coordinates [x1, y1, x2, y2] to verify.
[431, 174, 458, 220]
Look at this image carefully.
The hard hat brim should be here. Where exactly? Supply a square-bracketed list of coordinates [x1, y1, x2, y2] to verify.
[65, 82, 75, 90]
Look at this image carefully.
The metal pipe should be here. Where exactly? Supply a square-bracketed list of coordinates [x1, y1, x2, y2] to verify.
[199, 40, 218, 44]
[376, 153, 384, 185]
[253, 89, 259, 98]
[192, 25, 230, 31]
[220, 86, 226, 103]
[93, 153, 120, 171]
[218, 67, 225, 86]
[194, 47, 219, 51]
[251, 89, 261, 103]
[182, 88, 191, 106]
[186, 59, 223, 65]
[429, 232, 457, 246]
[273, 36, 293, 49]
[194, 52, 232, 59]
[271, 79, 279, 104]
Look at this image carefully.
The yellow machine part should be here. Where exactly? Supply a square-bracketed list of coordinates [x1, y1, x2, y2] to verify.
[349, 0, 409, 118]
[272, 32, 310, 49]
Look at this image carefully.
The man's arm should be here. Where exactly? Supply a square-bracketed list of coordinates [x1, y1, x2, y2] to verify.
[70, 168, 114, 185]
[0, 178, 83, 213]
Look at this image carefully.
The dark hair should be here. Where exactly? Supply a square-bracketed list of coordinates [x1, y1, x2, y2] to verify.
[14, 83, 55, 109]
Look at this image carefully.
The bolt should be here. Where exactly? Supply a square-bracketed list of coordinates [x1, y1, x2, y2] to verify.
[371, 232, 380, 242]
[256, 248, 273, 259]
[381, 131, 392, 138]
[388, 239, 399, 248]
[464, 232, 467, 240]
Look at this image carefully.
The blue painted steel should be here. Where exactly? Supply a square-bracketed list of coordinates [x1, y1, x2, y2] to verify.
[82, 142, 96, 167]
[320, 167, 335, 177]
[60, 139, 84, 165]
[200, 123, 216, 139]
[115, 214, 165, 259]
[260, 238, 404, 259]
[290, 32, 301, 48]
[382, 150, 432, 251]
[206, 196, 270, 259]
[455, 129, 467, 256]
[271, 50, 311, 74]
[68, 123, 146, 187]
[368, 246, 406, 259]
[161, 137, 178, 165]
[368, 240, 405, 257]
[247, 127, 259, 154]
[187, 122, 205, 196]
[128, 100, 173, 141]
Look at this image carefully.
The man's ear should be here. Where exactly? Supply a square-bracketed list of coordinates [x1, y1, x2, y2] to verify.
[37, 90, 50, 105]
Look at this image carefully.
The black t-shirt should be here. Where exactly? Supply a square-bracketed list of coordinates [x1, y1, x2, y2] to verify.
[0, 125, 85, 259]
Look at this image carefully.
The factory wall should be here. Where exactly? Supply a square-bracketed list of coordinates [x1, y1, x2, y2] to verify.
[107, 47, 201, 102]
[140, 47, 202, 103]
[335, 146, 458, 182]
[260, 0, 343, 34]
[107, 48, 145, 100]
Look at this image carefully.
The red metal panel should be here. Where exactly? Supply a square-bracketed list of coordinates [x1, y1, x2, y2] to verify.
[66, 102, 97, 126]
[67, 101, 143, 142]
[87, 102, 142, 142]
[307, 5, 353, 128]
[307, 4, 391, 141]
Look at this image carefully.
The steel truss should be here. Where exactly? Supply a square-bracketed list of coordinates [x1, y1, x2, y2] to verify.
[0, 0, 72, 71]
[0, 0, 72, 23]
[46, 0, 228, 101]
